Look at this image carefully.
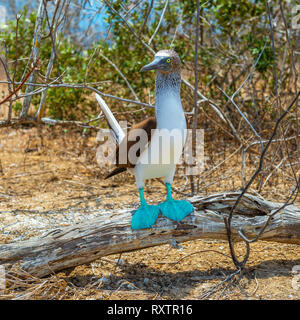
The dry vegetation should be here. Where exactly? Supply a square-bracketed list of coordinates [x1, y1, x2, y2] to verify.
[0, 121, 299, 300]
[0, 0, 300, 301]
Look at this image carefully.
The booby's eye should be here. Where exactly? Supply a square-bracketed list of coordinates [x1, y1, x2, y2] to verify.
[166, 58, 171, 63]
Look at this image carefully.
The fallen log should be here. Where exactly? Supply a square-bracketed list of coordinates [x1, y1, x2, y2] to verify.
[0, 192, 299, 278]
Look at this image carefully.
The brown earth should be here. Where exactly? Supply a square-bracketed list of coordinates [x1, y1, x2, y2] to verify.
[0, 123, 299, 300]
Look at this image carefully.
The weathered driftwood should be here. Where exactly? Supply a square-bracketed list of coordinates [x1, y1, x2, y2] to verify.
[0, 192, 300, 278]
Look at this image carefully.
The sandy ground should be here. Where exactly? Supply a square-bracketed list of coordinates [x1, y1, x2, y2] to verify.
[0, 125, 299, 300]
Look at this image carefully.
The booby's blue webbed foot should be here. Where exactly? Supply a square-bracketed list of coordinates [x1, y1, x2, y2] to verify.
[131, 203, 160, 230]
[131, 188, 159, 230]
[159, 183, 194, 222]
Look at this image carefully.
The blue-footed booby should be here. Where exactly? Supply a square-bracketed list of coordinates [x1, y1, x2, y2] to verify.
[95, 49, 194, 230]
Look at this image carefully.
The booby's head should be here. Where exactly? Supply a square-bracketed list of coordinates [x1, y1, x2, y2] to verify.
[140, 49, 181, 74]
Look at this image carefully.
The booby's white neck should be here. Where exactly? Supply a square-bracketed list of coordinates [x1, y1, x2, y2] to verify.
[155, 70, 185, 130]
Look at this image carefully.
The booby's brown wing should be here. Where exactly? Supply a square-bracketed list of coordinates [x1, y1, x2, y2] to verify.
[105, 116, 157, 179]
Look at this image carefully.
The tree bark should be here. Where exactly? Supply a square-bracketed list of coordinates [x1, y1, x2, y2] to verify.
[0, 192, 299, 278]
[20, 0, 46, 118]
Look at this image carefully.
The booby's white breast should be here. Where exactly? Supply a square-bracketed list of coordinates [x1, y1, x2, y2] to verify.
[133, 91, 186, 187]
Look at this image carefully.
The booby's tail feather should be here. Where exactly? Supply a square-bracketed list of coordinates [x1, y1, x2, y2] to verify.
[95, 93, 125, 145]
[104, 167, 127, 179]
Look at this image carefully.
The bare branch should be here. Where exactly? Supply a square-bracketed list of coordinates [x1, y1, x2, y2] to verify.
[225, 90, 300, 269]
[98, 50, 140, 101]
[0, 60, 38, 106]
[148, 0, 168, 45]
[20, 0, 46, 118]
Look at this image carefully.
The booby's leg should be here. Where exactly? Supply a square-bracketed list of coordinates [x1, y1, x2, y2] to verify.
[131, 188, 159, 230]
[159, 183, 194, 222]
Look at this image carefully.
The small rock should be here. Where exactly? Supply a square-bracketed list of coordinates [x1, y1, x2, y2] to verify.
[126, 283, 135, 290]
[115, 258, 123, 265]
[100, 276, 110, 283]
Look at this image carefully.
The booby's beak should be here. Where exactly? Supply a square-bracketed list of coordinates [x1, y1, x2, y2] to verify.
[140, 56, 165, 72]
